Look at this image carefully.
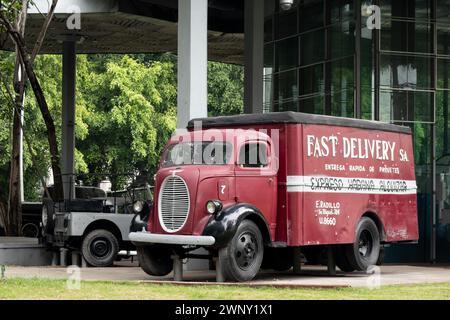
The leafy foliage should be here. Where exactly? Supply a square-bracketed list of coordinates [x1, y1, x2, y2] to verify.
[0, 52, 244, 197]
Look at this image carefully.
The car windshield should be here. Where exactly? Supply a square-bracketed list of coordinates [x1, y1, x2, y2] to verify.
[162, 141, 233, 167]
[128, 187, 153, 202]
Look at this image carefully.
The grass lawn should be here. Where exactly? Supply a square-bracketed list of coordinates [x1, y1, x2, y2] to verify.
[0, 278, 449, 300]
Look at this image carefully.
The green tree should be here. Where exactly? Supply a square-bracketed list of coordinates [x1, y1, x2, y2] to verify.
[208, 62, 244, 116]
[77, 55, 177, 189]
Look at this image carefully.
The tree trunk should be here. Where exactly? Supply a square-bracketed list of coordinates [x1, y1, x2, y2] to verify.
[0, 199, 7, 236]
[7, 0, 27, 236]
[1, 1, 64, 202]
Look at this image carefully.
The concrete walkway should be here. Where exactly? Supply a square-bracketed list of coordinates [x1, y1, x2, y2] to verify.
[3, 263, 450, 288]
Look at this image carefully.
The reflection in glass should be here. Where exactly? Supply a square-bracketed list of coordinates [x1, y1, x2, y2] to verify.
[274, 70, 298, 102]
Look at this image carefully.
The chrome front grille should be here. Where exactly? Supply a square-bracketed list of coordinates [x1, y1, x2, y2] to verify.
[158, 175, 190, 233]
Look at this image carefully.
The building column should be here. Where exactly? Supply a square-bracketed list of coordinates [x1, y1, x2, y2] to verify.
[244, 0, 264, 114]
[177, 0, 208, 130]
[61, 40, 76, 200]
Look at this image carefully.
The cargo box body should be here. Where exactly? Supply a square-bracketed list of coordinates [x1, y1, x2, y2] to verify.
[285, 123, 418, 247]
[190, 113, 419, 247]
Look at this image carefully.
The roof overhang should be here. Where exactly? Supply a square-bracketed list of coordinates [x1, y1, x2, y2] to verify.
[1, 0, 244, 64]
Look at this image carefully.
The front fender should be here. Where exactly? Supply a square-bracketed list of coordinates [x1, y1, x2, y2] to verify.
[202, 203, 270, 248]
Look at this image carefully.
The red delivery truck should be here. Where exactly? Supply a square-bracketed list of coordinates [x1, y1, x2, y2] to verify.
[129, 112, 419, 282]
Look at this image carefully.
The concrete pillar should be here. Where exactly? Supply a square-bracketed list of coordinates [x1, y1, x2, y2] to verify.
[244, 0, 264, 114]
[177, 0, 208, 129]
[61, 40, 76, 200]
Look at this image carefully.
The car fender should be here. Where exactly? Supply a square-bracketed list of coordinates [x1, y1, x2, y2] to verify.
[202, 203, 271, 248]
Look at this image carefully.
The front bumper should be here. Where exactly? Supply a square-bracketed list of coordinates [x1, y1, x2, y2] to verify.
[129, 232, 216, 246]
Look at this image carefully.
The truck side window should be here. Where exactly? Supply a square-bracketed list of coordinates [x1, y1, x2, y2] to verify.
[238, 143, 268, 168]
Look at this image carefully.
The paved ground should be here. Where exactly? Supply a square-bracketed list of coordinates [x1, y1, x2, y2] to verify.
[4, 262, 450, 288]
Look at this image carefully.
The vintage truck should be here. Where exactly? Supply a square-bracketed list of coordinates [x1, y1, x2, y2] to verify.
[42, 183, 153, 267]
[129, 112, 419, 282]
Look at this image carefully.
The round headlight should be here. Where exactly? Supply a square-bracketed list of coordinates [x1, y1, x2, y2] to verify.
[206, 200, 222, 215]
[133, 201, 144, 213]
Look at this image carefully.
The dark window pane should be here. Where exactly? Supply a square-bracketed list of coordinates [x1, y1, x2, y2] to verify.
[264, 44, 274, 75]
[381, 20, 433, 54]
[299, 63, 324, 96]
[438, 59, 450, 90]
[274, 70, 298, 101]
[437, 1, 450, 23]
[330, 21, 355, 59]
[275, 37, 298, 71]
[265, 17, 274, 42]
[380, 54, 432, 90]
[436, 90, 450, 157]
[274, 100, 299, 112]
[275, 9, 298, 39]
[438, 26, 450, 56]
[299, 0, 324, 32]
[330, 57, 354, 94]
[300, 29, 325, 65]
[380, 90, 434, 122]
[299, 94, 324, 114]
[330, 0, 354, 23]
[381, 0, 431, 20]
[239, 143, 268, 168]
[330, 89, 354, 118]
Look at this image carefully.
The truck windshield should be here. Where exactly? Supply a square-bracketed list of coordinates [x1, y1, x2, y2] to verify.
[162, 141, 232, 167]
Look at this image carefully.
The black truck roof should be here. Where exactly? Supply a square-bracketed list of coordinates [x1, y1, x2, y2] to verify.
[187, 111, 411, 134]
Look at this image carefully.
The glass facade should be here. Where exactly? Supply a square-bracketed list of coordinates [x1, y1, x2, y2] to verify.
[263, 0, 450, 262]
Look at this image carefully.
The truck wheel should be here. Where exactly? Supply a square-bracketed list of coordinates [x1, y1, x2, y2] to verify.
[82, 229, 119, 267]
[345, 217, 380, 271]
[137, 245, 173, 276]
[376, 246, 385, 266]
[334, 246, 355, 272]
[219, 220, 264, 282]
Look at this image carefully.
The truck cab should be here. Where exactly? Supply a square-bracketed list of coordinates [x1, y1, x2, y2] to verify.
[130, 112, 419, 282]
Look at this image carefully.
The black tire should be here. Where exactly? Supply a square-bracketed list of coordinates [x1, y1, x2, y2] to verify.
[21, 223, 40, 238]
[376, 246, 385, 266]
[345, 217, 381, 271]
[82, 229, 119, 267]
[41, 199, 55, 236]
[137, 245, 173, 276]
[219, 220, 264, 282]
[334, 245, 356, 272]
[262, 247, 293, 271]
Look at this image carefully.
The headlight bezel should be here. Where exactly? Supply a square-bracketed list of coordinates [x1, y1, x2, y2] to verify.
[133, 200, 145, 214]
[206, 200, 223, 215]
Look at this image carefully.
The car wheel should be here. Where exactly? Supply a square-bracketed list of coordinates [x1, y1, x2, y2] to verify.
[219, 220, 264, 282]
[21, 223, 40, 238]
[82, 229, 119, 267]
[345, 217, 381, 271]
[41, 199, 55, 236]
[137, 245, 173, 276]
